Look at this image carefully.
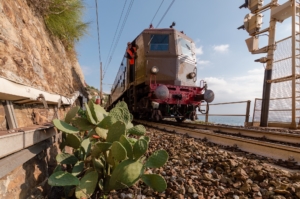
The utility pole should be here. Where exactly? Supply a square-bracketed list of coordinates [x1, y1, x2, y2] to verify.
[100, 62, 103, 105]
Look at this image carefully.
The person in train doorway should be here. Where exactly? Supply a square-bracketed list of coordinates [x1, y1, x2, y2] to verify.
[126, 42, 137, 83]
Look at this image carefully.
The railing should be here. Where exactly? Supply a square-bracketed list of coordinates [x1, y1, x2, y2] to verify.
[252, 98, 300, 128]
[197, 100, 251, 126]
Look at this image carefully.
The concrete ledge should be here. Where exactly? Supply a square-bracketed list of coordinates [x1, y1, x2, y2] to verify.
[0, 140, 51, 179]
[0, 126, 57, 159]
[0, 77, 81, 105]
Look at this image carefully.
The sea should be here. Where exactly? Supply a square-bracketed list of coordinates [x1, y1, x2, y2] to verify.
[196, 115, 252, 126]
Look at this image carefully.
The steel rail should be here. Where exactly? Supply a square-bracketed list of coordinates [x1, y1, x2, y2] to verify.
[167, 120, 300, 145]
[135, 120, 300, 164]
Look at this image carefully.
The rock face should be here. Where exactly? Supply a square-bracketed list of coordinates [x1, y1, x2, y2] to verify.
[0, 0, 86, 96]
[0, 140, 60, 199]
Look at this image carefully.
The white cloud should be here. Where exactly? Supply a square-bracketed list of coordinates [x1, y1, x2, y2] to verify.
[213, 44, 229, 53]
[198, 68, 264, 114]
[195, 46, 203, 55]
[197, 60, 210, 65]
[248, 68, 264, 74]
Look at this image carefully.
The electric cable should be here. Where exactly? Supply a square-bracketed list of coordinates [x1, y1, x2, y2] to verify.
[150, 0, 165, 25]
[103, 0, 128, 73]
[156, 0, 175, 28]
[95, 0, 102, 63]
[103, 0, 135, 78]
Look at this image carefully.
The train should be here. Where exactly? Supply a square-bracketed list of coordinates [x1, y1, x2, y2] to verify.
[106, 27, 214, 122]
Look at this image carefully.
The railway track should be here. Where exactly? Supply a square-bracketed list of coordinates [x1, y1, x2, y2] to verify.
[134, 119, 300, 166]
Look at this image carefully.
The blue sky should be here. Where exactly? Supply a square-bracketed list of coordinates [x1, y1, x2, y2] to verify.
[76, 0, 291, 115]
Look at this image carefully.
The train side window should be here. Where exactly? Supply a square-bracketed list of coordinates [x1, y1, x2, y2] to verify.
[150, 34, 169, 51]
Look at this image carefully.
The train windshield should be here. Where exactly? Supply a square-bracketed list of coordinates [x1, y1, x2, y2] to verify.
[149, 34, 169, 51]
[179, 38, 194, 59]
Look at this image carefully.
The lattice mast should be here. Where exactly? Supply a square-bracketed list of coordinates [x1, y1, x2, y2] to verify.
[239, 0, 300, 128]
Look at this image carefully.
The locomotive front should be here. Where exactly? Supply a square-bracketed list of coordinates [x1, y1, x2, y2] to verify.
[142, 28, 214, 122]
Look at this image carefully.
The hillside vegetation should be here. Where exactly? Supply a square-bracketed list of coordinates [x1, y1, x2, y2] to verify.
[26, 0, 88, 50]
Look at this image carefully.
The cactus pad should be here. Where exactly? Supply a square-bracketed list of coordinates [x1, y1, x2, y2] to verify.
[115, 101, 128, 109]
[75, 171, 98, 198]
[65, 106, 80, 124]
[145, 150, 168, 168]
[71, 117, 95, 131]
[108, 159, 143, 191]
[65, 134, 81, 149]
[88, 100, 108, 123]
[140, 136, 150, 143]
[127, 137, 137, 146]
[111, 141, 127, 161]
[141, 174, 167, 192]
[94, 142, 112, 153]
[95, 127, 108, 139]
[119, 135, 133, 159]
[56, 153, 78, 164]
[48, 171, 80, 186]
[127, 125, 146, 136]
[81, 138, 91, 156]
[93, 157, 104, 174]
[85, 102, 97, 125]
[53, 119, 79, 134]
[106, 121, 126, 143]
[98, 116, 117, 129]
[133, 139, 148, 160]
[72, 161, 84, 176]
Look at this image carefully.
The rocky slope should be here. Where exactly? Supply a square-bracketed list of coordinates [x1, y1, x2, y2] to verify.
[0, 0, 86, 96]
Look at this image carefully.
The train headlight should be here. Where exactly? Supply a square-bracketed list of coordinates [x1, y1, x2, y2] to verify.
[151, 66, 159, 74]
[188, 72, 196, 79]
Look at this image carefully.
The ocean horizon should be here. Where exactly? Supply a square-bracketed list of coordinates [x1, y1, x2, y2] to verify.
[196, 115, 251, 126]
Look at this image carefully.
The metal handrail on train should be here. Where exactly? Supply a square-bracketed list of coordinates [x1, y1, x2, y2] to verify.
[197, 100, 251, 125]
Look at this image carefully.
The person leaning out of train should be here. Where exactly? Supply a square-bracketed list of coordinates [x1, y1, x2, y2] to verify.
[126, 42, 137, 82]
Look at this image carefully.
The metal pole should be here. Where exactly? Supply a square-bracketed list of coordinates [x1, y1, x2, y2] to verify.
[260, 1, 278, 127]
[245, 100, 251, 123]
[100, 62, 103, 105]
[205, 103, 209, 123]
[252, 98, 258, 124]
[291, 0, 297, 128]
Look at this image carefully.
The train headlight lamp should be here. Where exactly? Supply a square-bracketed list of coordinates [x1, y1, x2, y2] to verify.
[151, 66, 159, 74]
[188, 72, 196, 79]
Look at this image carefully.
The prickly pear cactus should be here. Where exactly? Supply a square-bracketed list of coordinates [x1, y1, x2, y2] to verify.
[108, 159, 143, 190]
[49, 100, 169, 198]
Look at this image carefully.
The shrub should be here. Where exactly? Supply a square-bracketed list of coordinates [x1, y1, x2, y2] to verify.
[27, 0, 89, 50]
[49, 101, 168, 198]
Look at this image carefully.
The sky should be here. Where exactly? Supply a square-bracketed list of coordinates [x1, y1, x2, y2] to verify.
[75, 0, 291, 115]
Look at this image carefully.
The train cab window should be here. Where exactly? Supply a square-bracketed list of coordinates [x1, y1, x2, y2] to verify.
[179, 38, 194, 59]
[149, 34, 169, 51]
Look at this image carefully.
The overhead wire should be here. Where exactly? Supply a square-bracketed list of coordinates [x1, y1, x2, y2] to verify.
[94, 0, 102, 63]
[103, 0, 128, 74]
[102, 0, 174, 88]
[150, 0, 165, 25]
[103, 0, 135, 78]
[156, 0, 175, 28]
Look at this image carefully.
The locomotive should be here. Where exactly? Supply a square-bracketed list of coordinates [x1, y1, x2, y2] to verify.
[107, 27, 214, 122]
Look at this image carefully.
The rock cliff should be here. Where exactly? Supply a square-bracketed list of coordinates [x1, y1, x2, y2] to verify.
[0, 0, 86, 96]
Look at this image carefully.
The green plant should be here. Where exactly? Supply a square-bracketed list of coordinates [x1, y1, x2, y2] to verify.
[44, 0, 89, 49]
[77, 108, 86, 119]
[49, 101, 168, 198]
[27, 0, 89, 50]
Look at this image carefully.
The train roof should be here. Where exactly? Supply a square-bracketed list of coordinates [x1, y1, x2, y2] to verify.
[134, 28, 193, 42]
